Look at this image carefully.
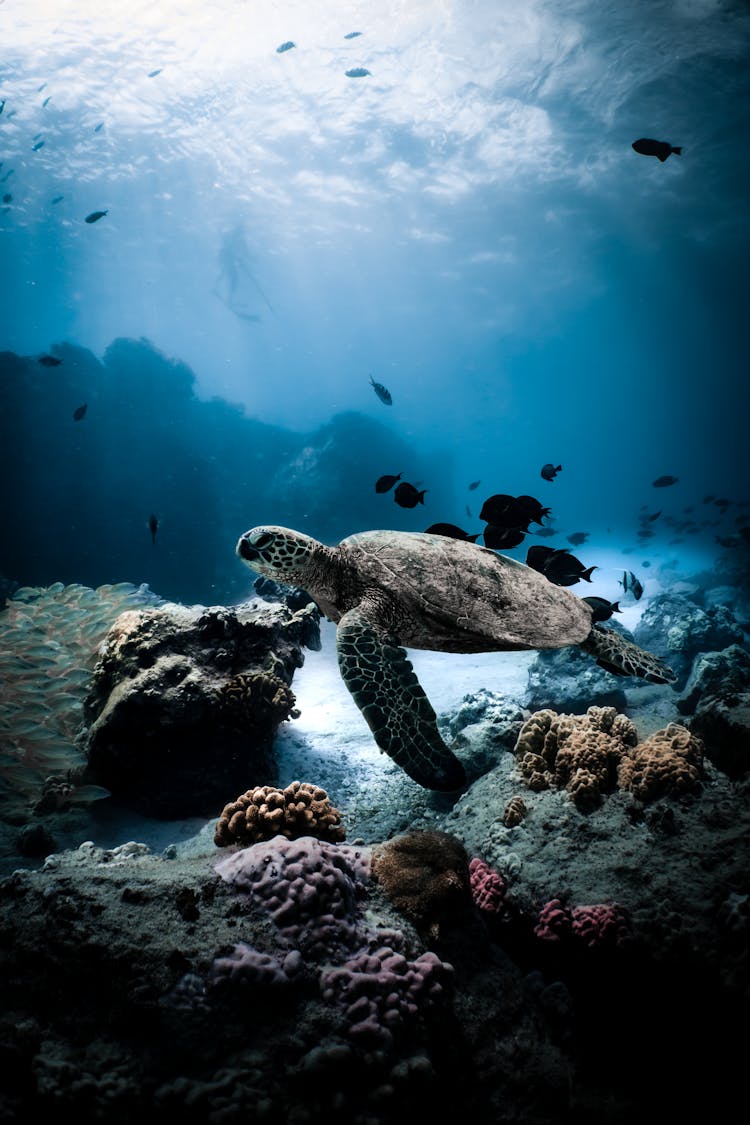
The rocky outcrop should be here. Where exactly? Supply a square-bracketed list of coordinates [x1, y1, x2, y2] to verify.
[80, 599, 320, 817]
[633, 594, 746, 685]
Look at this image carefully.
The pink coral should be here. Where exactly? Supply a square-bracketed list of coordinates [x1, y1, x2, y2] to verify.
[469, 857, 508, 914]
[534, 898, 573, 942]
[570, 904, 632, 949]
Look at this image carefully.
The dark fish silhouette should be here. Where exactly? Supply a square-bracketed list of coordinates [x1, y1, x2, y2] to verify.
[38, 354, 61, 366]
[51, 194, 64, 204]
[530, 526, 557, 537]
[276, 41, 295, 53]
[344, 32, 362, 39]
[375, 472, 402, 493]
[85, 210, 107, 223]
[642, 561, 651, 567]
[394, 482, 426, 508]
[42, 96, 51, 107]
[468, 480, 481, 491]
[480, 493, 551, 530]
[94, 122, 104, 132]
[345, 67, 370, 77]
[425, 523, 479, 543]
[620, 570, 644, 601]
[2, 194, 12, 204]
[541, 463, 561, 481]
[567, 531, 589, 546]
[32, 140, 45, 151]
[525, 545, 596, 586]
[484, 525, 525, 550]
[632, 138, 682, 162]
[716, 535, 740, 548]
[646, 510, 662, 522]
[148, 69, 162, 77]
[369, 374, 392, 405]
[148, 514, 159, 545]
[652, 475, 678, 488]
[0, 100, 4, 115]
[73, 403, 87, 421]
[582, 596, 622, 623]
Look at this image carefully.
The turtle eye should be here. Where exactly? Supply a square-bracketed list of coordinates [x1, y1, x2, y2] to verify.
[254, 532, 274, 548]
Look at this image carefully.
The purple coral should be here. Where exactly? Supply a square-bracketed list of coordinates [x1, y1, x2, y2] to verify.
[215, 835, 371, 957]
[210, 944, 303, 990]
[469, 856, 508, 914]
[320, 937, 453, 1051]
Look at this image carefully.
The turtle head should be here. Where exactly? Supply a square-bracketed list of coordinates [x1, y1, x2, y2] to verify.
[236, 526, 323, 582]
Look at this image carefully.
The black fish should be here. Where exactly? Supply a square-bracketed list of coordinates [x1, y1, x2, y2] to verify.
[468, 480, 481, 491]
[567, 531, 589, 546]
[541, 463, 561, 481]
[85, 210, 107, 223]
[526, 545, 595, 586]
[632, 138, 682, 162]
[582, 596, 622, 623]
[276, 41, 295, 53]
[716, 535, 740, 548]
[375, 472, 402, 493]
[642, 561, 651, 567]
[73, 403, 87, 421]
[620, 570, 644, 601]
[652, 475, 678, 487]
[514, 494, 551, 526]
[394, 482, 426, 508]
[148, 513, 159, 545]
[484, 525, 525, 550]
[646, 510, 662, 522]
[480, 493, 549, 529]
[32, 140, 45, 151]
[369, 374, 392, 405]
[345, 67, 370, 77]
[94, 122, 104, 132]
[38, 354, 61, 366]
[425, 523, 479, 543]
[51, 194, 64, 204]
[2, 193, 11, 204]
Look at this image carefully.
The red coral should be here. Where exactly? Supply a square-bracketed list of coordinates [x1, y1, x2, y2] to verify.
[534, 898, 573, 942]
[469, 857, 508, 914]
[571, 903, 632, 948]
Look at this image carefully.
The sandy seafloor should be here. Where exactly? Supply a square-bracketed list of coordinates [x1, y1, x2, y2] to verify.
[1, 582, 749, 1124]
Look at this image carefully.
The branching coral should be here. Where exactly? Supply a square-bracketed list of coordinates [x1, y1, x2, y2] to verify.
[618, 723, 704, 802]
[214, 780, 345, 847]
[513, 706, 638, 811]
[371, 830, 472, 940]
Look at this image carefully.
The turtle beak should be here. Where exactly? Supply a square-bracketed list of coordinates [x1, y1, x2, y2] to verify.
[237, 536, 260, 562]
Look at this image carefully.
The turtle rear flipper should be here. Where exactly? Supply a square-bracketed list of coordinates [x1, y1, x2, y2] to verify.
[336, 605, 466, 791]
[581, 625, 676, 684]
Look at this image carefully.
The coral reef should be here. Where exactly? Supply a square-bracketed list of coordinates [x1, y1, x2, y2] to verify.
[513, 706, 638, 811]
[0, 581, 161, 821]
[502, 795, 528, 827]
[371, 830, 473, 940]
[534, 898, 632, 949]
[214, 780, 345, 846]
[81, 599, 319, 816]
[618, 723, 704, 802]
[468, 856, 508, 914]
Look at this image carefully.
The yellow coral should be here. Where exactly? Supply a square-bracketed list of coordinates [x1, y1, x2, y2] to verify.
[214, 780, 345, 846]
[618, 723, 704, 803]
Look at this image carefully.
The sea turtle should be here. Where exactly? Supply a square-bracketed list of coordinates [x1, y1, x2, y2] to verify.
[236, 527, 676, 792]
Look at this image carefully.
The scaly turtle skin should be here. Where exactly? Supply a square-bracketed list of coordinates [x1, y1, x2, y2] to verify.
[236, 527, 676, 791]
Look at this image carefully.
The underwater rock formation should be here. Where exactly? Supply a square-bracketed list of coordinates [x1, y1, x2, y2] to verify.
[633, 593, 745, 684]
[617, 723, 704, 802]
[524, 641, 629, 714]
[82, 598, 320, 817]
[674, 645, 750, 778]
[214, 780, 345, 846]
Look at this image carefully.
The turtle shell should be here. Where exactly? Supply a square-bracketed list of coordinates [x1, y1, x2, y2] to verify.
[338, 530, 593, 653]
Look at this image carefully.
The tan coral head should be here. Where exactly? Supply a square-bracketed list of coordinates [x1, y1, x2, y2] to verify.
[236, 526, 322, 581]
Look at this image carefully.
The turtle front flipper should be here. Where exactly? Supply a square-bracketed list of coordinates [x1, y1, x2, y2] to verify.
[336, 605, 466, 791]
[581, 625, 677, 684]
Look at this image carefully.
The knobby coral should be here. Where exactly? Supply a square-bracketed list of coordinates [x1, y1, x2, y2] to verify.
[618, 723, 704, 802]
[371, 830, 473, 940]
[534, 898, 632, 949]
[468, 856, 508, 914]
[214, 781, 345, 847]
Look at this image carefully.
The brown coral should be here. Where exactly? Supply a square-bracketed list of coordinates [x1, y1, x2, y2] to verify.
[502, 796, 528, 827]
[371, 830, 473, 941]
[618, 723, 704, 803]
[513, 706, 638, 811]
[219, 671, 300, 732]
[214, 780, 346, 847]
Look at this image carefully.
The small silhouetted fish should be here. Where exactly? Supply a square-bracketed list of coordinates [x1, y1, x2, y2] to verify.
[541, 463, 561, 481]
[653, 475, 678, 487]
[632, 138, 682, 162]
[394, 482, 426, 508]
[2, 193, 11, 204]
[148, 513, 159, 545]
[94, 122, 104, 132]
[369, 374, 392, 405]
[276, 41, 295, 53]
[567, 531, 589, 546]
[465, 504, 472, 518]
[73, 403, 87, 421]
[32, 140, 45, 151]
[345, 67, 370, 77]
[344, 32, 362, 39]
[42, 96, 51, 107]
[51, 194, 64, 204]
[375, 472, 402, 493]
[642, 560, 651, 567]
[425, 523, 479, 543]
[582, 596, 622, 623]
[38, 354, 61, 366]
[647, 510, 661, 522]
[526, 545, 596, 586]
[714, 497, 730, 507]
[148, 68, 162, 77]
[703, 494, 715, 503]
[0, 100, 4, 115]
[484, 525, 525, 550]
[85, 210, 107, 223]
[620, 570, 644, 601]
[716, 535, 740, 548]
[468, 480, 481, 491]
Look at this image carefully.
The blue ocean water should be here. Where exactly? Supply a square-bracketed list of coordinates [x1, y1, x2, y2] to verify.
[1, 0, 749, 603]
